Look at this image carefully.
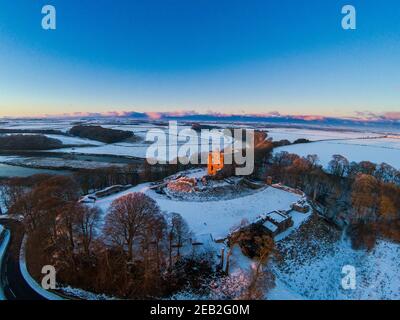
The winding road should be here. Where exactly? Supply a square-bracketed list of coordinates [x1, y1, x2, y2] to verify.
[0, 219, 45, 300]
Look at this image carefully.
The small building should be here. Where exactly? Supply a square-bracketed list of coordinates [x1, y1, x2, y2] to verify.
[264, 211, 293, 233]
[291, 199, 310, 213]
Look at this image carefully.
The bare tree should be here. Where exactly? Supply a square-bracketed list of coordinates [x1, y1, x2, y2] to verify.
[167, 212, 191, 267]
[74, 204, 101, 256]
[242, 235, 275, 300]
[328, 154, 349, 177]
[351, 174, 379, 223]
[103, 192, 161, 262]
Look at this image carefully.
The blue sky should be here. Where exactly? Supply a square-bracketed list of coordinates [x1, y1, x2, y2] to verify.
[0, 0, 399, 118]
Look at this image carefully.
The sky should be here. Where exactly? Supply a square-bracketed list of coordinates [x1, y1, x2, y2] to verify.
[0, 0, 399, 118]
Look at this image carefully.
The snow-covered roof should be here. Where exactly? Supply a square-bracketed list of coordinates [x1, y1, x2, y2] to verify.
[266, 211, 289, 224]
[264, 221, 278, 233]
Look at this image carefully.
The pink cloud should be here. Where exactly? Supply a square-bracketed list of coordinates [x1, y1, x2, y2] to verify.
[145, 112, 162, 120]
[382, 112, 400, 120]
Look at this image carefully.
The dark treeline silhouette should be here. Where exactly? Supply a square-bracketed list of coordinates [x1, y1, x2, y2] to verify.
[0, 128, 68, 135]
[69, 125, 134, 143]
[190, 123, 220, 131]
[0, 134, 63, 150]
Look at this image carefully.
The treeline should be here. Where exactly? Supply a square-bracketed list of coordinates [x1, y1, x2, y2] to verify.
[0, 162, 192, 209]
[0, 129, 67, 135]
[266, 151, 400, 249]
[73, 161, 191, 194]
[270, 138, 310, 148]
[248, 132, 311, 179]
[191, 123, 220, 131]
[0, 134, 63, 150]
[69, 125, 134, 143]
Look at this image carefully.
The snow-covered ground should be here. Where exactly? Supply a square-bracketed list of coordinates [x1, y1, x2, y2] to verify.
[274, 238, 400, 300]
[51, 143, 151, 158]
[92, 170, 314, 300]
[263, 213, 400, 300]
[0, 133, 104, 147]
[45, 121, 241, 161]
[4, 119, 396, 166]
[0, 156, 124, 170]
[44, 134, 104, 146]
[95, 181, 301, 240]
[0, 161, 69, 177]
[0, 120, 73, 133]
[274, 137, 400, 169]
[59, 286, 115, 300]
[264, 127, 383, 143]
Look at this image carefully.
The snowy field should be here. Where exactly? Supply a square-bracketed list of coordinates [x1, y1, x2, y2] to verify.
[2, 119, 397, 166]
[0, 156, 124, 170]
[0, 120, 73, 133]
[274, 137, 400, 169]
[264, 127, 383, 143]
[52, 143, 151, 158]
[1, 119, 240, 164]
[92, 170, 316, 300]
[95, 180, 301, 240]
[44, 134, 104, 146]
[51, 127, 235, 161]
[0, 159, 69, 177]
[0, 133, 103, 146]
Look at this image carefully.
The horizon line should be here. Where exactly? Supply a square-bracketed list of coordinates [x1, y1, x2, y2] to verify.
[1, 110, 399, 123]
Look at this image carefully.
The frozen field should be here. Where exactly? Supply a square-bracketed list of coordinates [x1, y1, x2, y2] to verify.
[275, 137, 400, 169]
